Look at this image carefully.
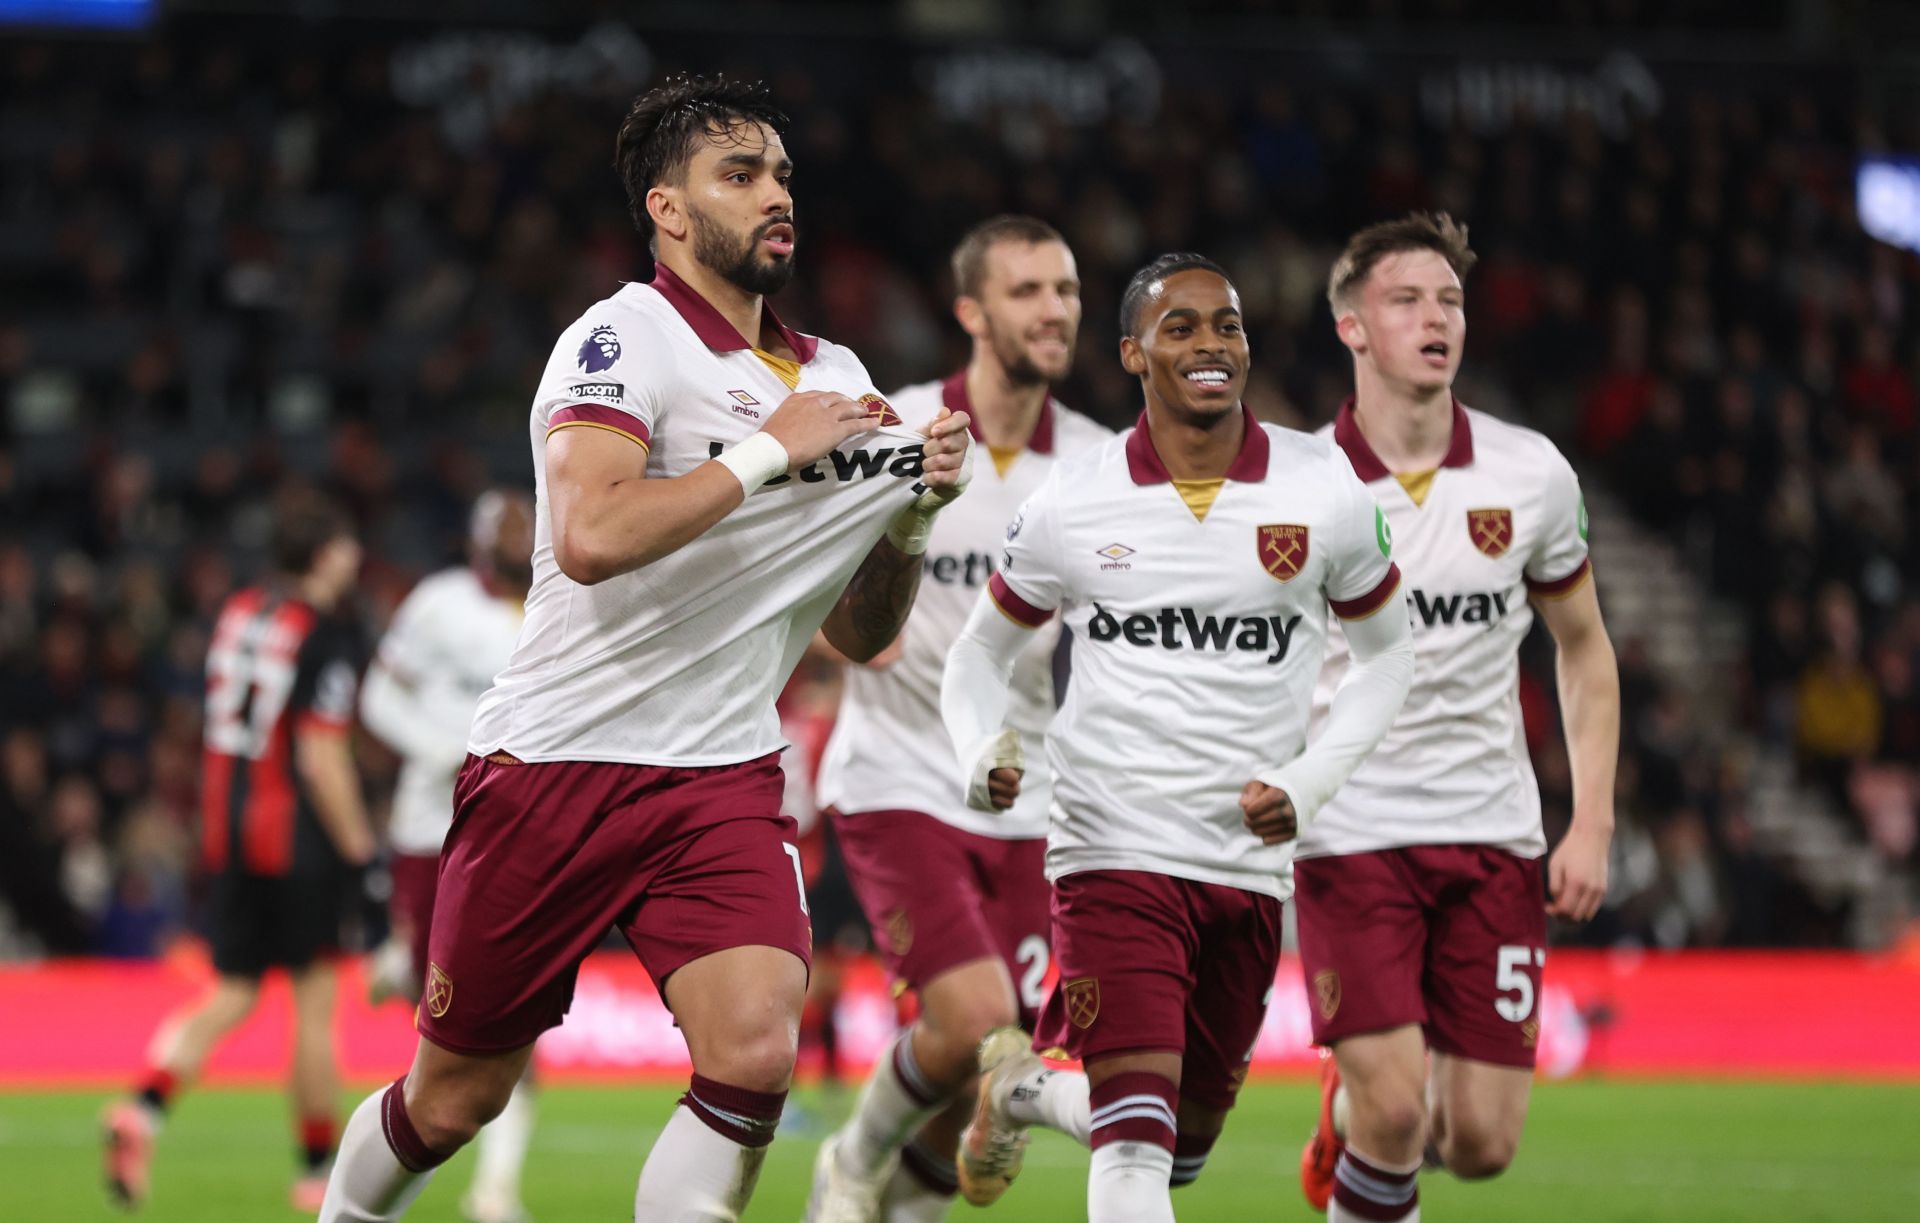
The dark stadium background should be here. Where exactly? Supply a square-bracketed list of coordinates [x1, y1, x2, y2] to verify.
[5, 3, 1920, 1219]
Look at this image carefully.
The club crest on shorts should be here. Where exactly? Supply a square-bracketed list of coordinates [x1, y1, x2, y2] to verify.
[884, 908, 914, 956]
[424, 963, 454, 1019]
[859, 392, 902, 427]
[1258, 524, 1309, 581]
[1064, 977, 1100, 1029]
[1313, 970, 1341, 1021]
[1521, 1018, 1540, 1049]
[1467, 508, 1514, 558]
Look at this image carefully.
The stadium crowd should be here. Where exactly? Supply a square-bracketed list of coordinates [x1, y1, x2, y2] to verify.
[1, 22, 1915, 959]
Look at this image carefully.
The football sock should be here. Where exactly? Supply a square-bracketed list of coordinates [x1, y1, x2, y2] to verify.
[881, 1135, 958, 1221]
[301, 1114, 338, 1173]
[469, 1074, 535, 1203]
[842, 1031, 950, 1175]
[1086, 1072, 1177, 1222]
[1004, 1064, 1092, 1146]
[1170, 1128, 1218, 1188]
[316, 1080, 444, 1222]
[633, 1075, 783, 1220]
[1328, 1144, 1421, 1221]
[1087, 1142, 1175, 1222]
[136, 1068, 177, 1122]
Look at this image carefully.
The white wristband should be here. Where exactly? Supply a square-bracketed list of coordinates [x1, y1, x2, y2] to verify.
[714, 432, 789, 493]
[886, 501, 941, 555]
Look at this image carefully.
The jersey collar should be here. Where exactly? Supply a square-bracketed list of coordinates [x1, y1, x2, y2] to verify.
[1332, 396, 1473, 482]
[1125, 404, 1269, 485]
[940, 368, 1057, 454]
[646, 261, 820, 363]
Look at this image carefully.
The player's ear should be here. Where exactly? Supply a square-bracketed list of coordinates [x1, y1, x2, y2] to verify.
[1335, 309, 1366, 355]
[1119, 335, 1146, 376]
[954, 295, 987, 340]
[647, 186, 687, 245]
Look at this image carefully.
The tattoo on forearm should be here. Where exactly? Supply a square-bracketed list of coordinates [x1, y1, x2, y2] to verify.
[838, 539, 923, 653]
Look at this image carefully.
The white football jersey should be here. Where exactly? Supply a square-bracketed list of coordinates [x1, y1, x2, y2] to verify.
[1300, 401, 1591, 860]
[363, 568, 524, 855]
[467, 265, 939, 766]
[815, 372, 1112, 840]
[989, 409, 1400, 898]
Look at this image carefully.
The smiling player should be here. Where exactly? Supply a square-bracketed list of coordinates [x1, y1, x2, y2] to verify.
[939, 253, 1414, 1222]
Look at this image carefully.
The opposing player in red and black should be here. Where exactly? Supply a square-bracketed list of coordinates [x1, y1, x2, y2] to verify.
[104, 490, 376, 1214]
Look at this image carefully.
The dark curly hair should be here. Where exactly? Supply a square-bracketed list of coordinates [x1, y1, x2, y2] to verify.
[1119, 252, 1230, 337]
[614, 74, 789, 248]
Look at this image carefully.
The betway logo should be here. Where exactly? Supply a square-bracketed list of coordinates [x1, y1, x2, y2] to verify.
[929, 550, 997, 587]
[1088, 602, 1302, 663]
[706, 441, 925, 486]
[1409, 589, 1510, 628]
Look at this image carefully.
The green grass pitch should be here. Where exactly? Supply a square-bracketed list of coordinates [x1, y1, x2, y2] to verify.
[4, 1079, 1916, 1220]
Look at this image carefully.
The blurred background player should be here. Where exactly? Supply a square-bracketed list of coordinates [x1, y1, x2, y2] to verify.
[102, 489, 374, 1212]
[1295, 214, 1620, 1223]
[805, 215, 1110, 1222]
[359, 489, 536, 1223]
[939, 255, 1414, 1223]
[315, 75, 972, 1223]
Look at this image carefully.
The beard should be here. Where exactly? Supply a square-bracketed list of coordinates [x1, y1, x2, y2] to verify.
[690, 205, 796, 297]
[985, 317, 1073, 388]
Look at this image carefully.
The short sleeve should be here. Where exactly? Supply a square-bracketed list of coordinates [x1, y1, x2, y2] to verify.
[1524, 445, 1593, 599]
[539, 313, 662, 452]
[1322, 449, 1402, 620]
[986, 473, 1068, 628]
[291, 622, 361, 735]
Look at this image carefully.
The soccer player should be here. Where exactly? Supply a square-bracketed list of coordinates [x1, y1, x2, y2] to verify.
[940, 254, 1416, 1223]
[316, 76, 972, 1223]
[359, 489, 536, 1223]
[807, 215, 1110, 1222]
[1295, 213, 1619, 1223]
[103, 489, 374, 1212]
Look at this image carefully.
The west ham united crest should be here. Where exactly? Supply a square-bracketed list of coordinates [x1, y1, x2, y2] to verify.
[424, 963, 454, 1019]
[1064, 977, 1101, 1029]
[859, 392, 902, 427]
[1467, 508, 1514, 558]
[1313, 970, 1341, 1020]
[1258, 524, 1309, 581]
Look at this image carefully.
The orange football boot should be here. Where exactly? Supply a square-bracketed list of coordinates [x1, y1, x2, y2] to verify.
[1299, 1048, 1343, 1212]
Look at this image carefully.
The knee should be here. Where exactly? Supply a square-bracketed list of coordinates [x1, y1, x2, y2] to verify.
[698, 1021, 798, 1094]
[1442, 1124, 1518, 1180]
[919, 994, 1019, 1078]
[1352, 1085, 1426, 1153]
[404, 1074, 511, 1153]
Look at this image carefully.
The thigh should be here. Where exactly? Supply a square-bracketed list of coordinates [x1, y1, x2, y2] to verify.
[664, 943, 809, 1088]
[421, 756, 650, 1056]
[975, 834, 1052, 1028]
[832, 809, 1001, 996]
[1430, 1050, 1534, 1150]
[1031, 871, 1195, 1065]
[622, 757, 809, 995]
[1293, 851, 1430, 1046]
[1181, 887, 1284, 1113]
[1420, 848, 1547, 1069]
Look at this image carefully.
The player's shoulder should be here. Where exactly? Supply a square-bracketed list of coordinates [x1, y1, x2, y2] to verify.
[1048, 400, 1116, 456]
[882, 378, 947, 428]
[1462, 404, 1576, 482]
[1261, 420, 1350, 479]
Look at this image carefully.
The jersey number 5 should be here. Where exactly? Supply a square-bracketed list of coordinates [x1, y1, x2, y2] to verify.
[1494, 945, 1546, 1023]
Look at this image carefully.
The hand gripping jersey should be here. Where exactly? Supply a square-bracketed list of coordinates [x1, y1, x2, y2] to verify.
[986, 408, 1400, 898]
[815, 372, 1112, 839]
[363, 568, 525, 855]
[1301, 400, 1592, 860]
[466, 264, 938, 766]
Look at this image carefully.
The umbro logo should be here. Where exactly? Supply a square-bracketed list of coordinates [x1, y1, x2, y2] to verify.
[1096, 542, 1135, 571]
[727, 390, 762, 420]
